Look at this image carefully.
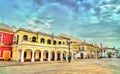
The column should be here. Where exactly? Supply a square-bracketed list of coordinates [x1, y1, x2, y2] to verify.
[41, 51, 43, 62]
[61, 52, 63, 61]
[83, 53, 86, 59]
[54, 51, 57, 61]
[17, 50, 20, 62]
[48, 51, 51, 62]
[66, 53, 68, 61]
[21, 50, 24, 62]
[84, 53, 86, 59]
[31, 51, 35, 62]
[71, 53, 73, 61]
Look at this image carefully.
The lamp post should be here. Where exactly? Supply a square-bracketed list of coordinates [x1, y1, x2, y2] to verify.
[67, 40, 71, 62]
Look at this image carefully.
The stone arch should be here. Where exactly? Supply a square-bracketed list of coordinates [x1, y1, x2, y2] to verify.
[57, 51, 61, 61]
[87, 53, 90, 59]
[80, 53, 84, 59]
[63, 51, 67, 61]
[92, 54, 94, 59]
[34, 50, 41, 61]
[50, 51, 55, 61]
[24, 49, 32, 61]
[43, 50, 48, 61]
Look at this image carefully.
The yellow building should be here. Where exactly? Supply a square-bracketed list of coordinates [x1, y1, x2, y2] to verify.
[58, 34, 100, 59]
[72, 42, 100, 59]
[12, 29, 76, 62]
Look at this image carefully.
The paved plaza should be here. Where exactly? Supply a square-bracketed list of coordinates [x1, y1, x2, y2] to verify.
[0, 58, 120, 74]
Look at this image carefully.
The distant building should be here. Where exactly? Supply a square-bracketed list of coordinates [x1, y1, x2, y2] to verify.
[0, 28, 13, 60]
[99, 47, 116, 58]
[59, 35, 100, 59]
[116, 49, 120, 58]
[72, 42, 100, 59]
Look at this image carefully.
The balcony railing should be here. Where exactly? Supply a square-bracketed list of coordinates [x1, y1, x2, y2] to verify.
[20, 40, 68, 48]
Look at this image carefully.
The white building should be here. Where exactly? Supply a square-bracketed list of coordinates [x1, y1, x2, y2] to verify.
[100, 47, 116, 58]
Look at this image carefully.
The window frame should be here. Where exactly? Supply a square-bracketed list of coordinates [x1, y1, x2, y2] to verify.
[32, 37, 36, 42]
[47, 39, 51, 44]
[40, 38, 45, 44]
[23, 35, 28, 41]
[53, 40, 57, 45]
[58, 41, 61, 45]
[63, 42, 65, 45]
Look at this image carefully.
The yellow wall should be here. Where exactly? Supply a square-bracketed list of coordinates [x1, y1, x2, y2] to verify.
[12, 30, 75, 61]
[14, 30, 67, 47]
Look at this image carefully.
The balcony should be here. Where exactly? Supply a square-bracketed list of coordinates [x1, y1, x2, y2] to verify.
[21, 40, 39, 45]
[20, 40, 68, 48]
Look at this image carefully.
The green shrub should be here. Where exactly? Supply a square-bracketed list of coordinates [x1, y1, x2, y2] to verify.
[107, 52, 112, 58]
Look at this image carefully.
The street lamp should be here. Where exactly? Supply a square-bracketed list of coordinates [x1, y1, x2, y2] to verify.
[67, 40, 71, 62]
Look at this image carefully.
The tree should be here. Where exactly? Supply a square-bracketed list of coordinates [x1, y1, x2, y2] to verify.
[107, 52, 112, 58]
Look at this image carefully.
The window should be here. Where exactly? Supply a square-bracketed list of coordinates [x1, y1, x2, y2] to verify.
[40, 38, 45, 44]
[53, 40, 56, 45]
[63, 42, 65, 45]
[47, 39, 51, 44]
[82, 47, 85, 51]
[0, 34, 2, 43]
[58, 41, 61, 45]
[16, 35, 19, 44]
[23, 35, 28, 40]
[32, 37, 36, 42]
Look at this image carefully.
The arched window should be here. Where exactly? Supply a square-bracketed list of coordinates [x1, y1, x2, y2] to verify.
[32, 37, 36, 42]
[23, 35, 28, 40]
[58, 41, 61, 45]
[47, 39, 51, 44]
[53, 40, 56, 45]
[40, 38, 45, 44]
[82, 47, 85, 51]
[63, 42, 65, 45]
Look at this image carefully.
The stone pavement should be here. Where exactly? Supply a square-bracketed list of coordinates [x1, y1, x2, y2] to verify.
[0, 58, 120, 74]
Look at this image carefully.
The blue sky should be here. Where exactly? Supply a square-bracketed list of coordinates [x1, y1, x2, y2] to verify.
[0, 0, 120, 48]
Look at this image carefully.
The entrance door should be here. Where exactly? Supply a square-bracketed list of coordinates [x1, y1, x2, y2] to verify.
[81, 53, 84, 59]
[3, 51, 10, 61]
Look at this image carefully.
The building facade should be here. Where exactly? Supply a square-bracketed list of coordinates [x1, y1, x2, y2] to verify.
[12, 29, 76, 62]
[58, 35, 100, 59]
[0, 28, 13, 60]
[100, 47, 116, 58]
[73, 42, 100, 59]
